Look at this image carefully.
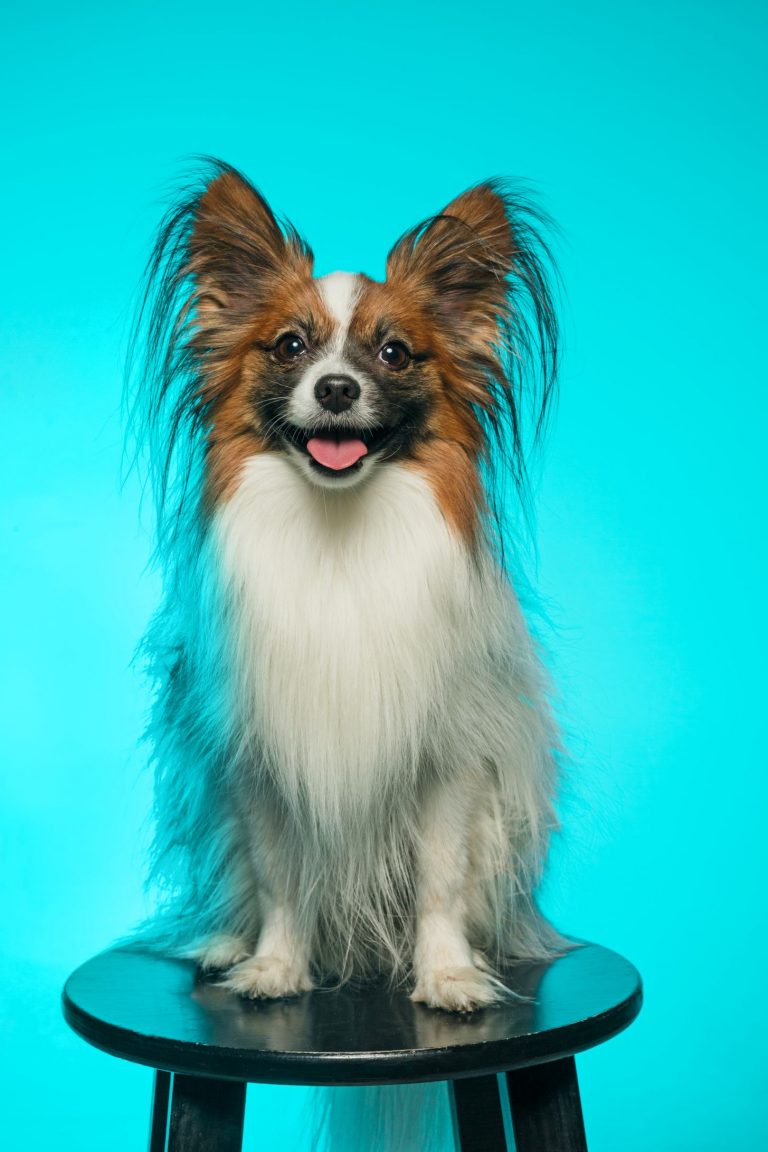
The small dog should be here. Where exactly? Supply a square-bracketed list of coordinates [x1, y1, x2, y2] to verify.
[130, 160, 563, 1012]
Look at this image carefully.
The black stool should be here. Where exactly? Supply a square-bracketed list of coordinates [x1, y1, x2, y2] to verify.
[62, 942, 641, 1150]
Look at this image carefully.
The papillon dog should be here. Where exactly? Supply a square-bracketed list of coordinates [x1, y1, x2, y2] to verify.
[129, 160, 563, 1012]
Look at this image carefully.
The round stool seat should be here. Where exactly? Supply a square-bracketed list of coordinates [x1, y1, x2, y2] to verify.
[62, 941, 641, 1086]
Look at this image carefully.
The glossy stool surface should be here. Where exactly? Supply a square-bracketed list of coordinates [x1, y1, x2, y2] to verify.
[63, 941, 641, 1087]
[63, 942, 642, 1151]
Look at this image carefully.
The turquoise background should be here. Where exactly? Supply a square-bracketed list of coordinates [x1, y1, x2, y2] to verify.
[1, 0, 766, 1147]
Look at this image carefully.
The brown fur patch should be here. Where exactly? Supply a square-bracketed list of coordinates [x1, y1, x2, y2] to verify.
[349, 276, 487, 545]
[201, 273, 339, 510]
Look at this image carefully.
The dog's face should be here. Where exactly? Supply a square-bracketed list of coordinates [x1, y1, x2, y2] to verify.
[185, 170, 526, 515]
[242, 269, 436, 491]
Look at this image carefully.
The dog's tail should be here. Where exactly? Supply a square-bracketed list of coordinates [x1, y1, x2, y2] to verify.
[309, 1083, 455, 1152]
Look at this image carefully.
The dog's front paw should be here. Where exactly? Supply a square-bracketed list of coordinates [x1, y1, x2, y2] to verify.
[187, 933, 252, 972]
[410, 965, 502, 1013]
[221, 954, 314, 1000]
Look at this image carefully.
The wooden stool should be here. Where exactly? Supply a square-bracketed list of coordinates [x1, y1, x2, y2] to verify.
[62, 942, 642, 1150]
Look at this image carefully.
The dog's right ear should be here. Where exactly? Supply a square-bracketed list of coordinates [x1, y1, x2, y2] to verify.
[127, 162, 314, 537]
[189, 167, 312, 314]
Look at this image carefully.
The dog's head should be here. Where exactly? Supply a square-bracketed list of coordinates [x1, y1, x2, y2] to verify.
[131, 162, 558, 542]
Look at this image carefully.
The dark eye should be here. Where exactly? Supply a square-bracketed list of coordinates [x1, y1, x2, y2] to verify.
[274, 333, 307, 363]
[378, 341, 410, 370]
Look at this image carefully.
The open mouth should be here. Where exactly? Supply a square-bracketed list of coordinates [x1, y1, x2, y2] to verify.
[282, 424, 396, 476]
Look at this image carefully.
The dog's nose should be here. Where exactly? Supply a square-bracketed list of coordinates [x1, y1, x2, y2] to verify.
[314, 374, 361, 414]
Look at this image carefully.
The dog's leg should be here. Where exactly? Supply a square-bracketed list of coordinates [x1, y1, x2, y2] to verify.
[185, 837, 259, 971]
[411, 773, 502, 1012]
[223, 901, 313, 999]
[188, 932, 252, 972]
[221, 802, 314, 999]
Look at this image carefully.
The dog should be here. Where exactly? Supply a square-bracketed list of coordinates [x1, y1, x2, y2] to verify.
[129, 160, 563, 1012]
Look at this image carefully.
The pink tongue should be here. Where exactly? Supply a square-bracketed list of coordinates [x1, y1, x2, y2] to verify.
[306, 436, 368, 471]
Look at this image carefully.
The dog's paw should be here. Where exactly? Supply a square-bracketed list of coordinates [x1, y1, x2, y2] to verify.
[410, 965, 502, 1013]
[221, 954, 314, 1000]
[187, 933, 252, 972]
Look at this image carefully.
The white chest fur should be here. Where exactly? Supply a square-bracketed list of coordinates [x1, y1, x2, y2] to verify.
[213, 455, 479, 825]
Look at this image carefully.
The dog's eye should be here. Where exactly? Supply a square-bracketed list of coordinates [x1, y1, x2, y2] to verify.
[378, 342, 410, 370]
[274, 333, 307, 363]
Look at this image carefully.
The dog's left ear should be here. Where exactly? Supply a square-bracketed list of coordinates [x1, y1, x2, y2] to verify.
[386, 180, 559, 456]
[386, 182, 516, 348]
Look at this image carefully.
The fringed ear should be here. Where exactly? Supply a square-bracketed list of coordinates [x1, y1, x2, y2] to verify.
[386, 180, 559, 489]
[189, 167, 312, 319]
[387, 182, 516, 349]
[126, 160, 312, 546]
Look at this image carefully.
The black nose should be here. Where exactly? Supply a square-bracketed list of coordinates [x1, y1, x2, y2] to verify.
[314, 374, 361, 414]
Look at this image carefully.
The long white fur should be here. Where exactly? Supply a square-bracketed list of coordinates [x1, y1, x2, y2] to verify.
[177, 451, 560, 1005]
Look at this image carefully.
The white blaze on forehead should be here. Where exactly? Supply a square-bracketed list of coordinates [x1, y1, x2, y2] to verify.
[317, 271, 361, 347]
[286, 270, 373, 432]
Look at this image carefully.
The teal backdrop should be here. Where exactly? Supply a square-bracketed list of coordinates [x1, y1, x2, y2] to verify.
[1, 1, 766, 1148]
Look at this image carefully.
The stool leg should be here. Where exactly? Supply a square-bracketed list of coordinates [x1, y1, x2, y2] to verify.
[166, 1073, 246, 1152]
[505, 1056, 587, 1152]
[148, 1070, 171, 1152]
[450, 1074, 508, 1151]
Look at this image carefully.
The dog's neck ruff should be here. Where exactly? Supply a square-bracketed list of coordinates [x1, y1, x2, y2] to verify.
[213, 455, 482, 826]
